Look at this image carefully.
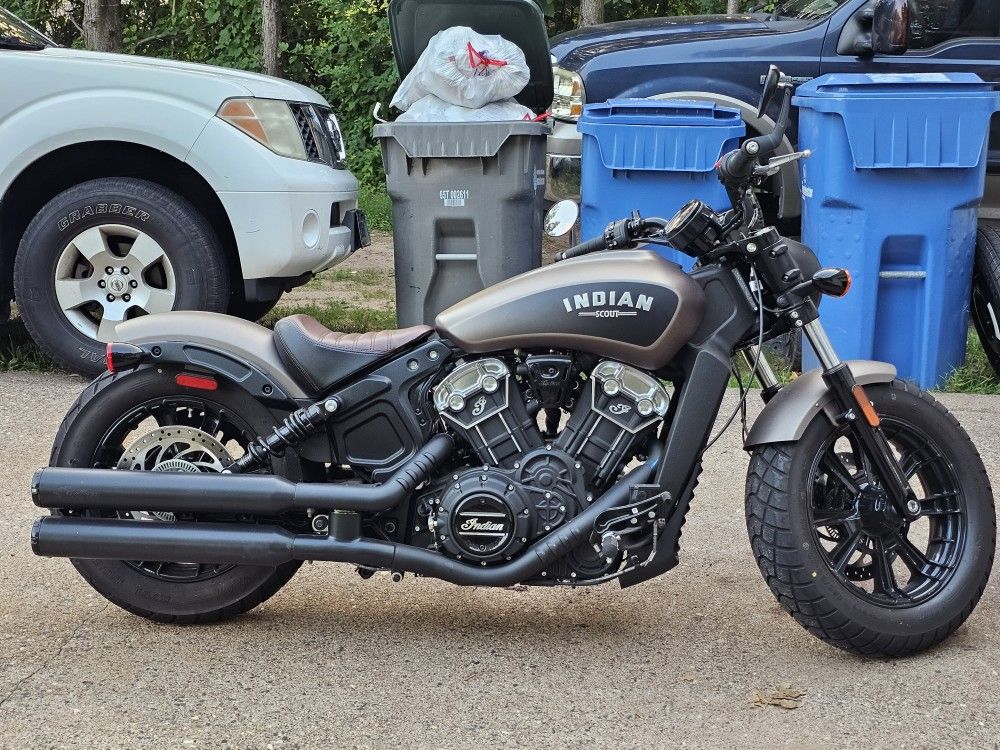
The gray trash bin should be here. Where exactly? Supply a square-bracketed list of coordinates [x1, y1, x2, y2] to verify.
[380, 0, 554, 327]
[375, 120, 550, 327]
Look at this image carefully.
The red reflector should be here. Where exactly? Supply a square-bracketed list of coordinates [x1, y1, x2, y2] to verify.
[106, 343, 115, 373]
[175, 373, 218, 391]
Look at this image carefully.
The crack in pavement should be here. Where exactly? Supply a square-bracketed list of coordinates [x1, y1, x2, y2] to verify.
[0, 602, 110, 713]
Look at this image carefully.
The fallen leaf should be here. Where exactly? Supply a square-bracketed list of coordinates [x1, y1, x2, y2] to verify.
[749, 686, 806, 710]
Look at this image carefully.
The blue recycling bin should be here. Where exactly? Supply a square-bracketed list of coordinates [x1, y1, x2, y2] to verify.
[578, 99, 744, 269]
[796, 73, 1000, 388]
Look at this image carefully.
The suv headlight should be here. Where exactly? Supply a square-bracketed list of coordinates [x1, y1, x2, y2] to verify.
[217, 98, 308, 160]
[552, 65, 585, 120]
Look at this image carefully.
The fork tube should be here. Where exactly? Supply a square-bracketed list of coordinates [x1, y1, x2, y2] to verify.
[803, 320, 842, 371]
[741, 345, 781, 403]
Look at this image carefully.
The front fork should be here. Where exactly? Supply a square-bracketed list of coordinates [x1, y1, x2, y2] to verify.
[743, 320, 919, 520]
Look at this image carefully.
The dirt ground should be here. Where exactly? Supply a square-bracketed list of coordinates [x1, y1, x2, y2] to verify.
[1, 374, 999, 749]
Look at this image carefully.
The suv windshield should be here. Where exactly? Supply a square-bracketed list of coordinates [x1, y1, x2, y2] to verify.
[0, 7, 52, 50]
[769, 0, 851, 21]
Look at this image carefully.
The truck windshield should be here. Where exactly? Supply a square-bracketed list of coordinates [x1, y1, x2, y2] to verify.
[0, 7, 53, 50]
[769, 0, 851, 20]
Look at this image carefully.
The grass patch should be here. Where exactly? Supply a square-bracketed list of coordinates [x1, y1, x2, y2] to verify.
[359, 184, 393, 232]
[0, 320, 56, 372]
[945, 329, 1000, 395]
[262, 300, 396, 333]
[324, 269, 388, 286]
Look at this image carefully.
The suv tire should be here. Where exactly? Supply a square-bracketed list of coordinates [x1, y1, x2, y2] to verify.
[14, 177, 229, 376]
[971, 220, 1000, 379]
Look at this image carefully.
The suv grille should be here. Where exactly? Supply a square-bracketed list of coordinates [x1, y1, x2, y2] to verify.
[289, 103, 347, 169]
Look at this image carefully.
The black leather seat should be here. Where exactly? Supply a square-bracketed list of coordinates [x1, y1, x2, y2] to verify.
[273, 314, 434, 394]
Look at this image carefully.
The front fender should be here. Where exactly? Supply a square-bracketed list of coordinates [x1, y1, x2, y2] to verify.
[115, 311, 309, 404]
[744, 361, 897, 448]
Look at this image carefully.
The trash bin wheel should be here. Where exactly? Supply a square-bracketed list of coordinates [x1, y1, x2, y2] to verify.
[970, 220, 1000, 379]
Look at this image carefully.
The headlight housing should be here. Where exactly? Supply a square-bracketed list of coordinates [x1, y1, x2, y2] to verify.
[217, 98, 347, 168]
[551, 65, 585, 120]
[217, 98, 308, 160]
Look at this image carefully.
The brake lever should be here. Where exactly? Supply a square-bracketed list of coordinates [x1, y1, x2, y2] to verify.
[753, 149, 812, 178]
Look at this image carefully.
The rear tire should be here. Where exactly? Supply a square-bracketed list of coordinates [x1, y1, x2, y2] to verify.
[50, 368, 302, 624]
[746, 380, 995, 655]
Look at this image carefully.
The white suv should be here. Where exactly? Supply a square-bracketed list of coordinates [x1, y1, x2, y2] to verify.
[0, 7, 365, 375]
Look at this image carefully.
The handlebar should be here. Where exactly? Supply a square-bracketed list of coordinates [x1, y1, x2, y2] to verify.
[718, 83, 793, 192]
[556, 234, 609, 261]
[555, 216, 671, 262]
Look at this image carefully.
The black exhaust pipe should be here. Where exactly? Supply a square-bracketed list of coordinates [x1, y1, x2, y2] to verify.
[33, 434, 454, 515]
[32, 445, 661, 587]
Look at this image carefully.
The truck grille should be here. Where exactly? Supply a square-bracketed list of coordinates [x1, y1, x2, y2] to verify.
[290, 103, 347, 169]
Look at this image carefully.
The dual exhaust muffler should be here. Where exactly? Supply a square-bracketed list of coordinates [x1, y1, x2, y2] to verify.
[31, 437, 661, 586]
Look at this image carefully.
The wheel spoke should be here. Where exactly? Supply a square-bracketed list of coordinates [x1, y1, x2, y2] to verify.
[126, 233, 167, 270]
[71, 226, 111, 262]
[136, 286, 175, 315]
[97, 310, 125, 341]
[821, 452, 860, 493]
[893, 534, 945, 582]
[919, 491, 961, 517]
[829, 526, 864, 573]
[871, 537, 905, 600]
[54, 278, 95, 312]
[812, 506, 856, 527]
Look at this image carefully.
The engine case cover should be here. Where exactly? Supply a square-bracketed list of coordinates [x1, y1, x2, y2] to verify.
[435, 250, 707, 371]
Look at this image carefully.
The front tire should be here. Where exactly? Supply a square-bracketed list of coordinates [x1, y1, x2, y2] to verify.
[746, 380, 995, 655]
[14, 178, 229, 376]
[50, 368, 303, 624]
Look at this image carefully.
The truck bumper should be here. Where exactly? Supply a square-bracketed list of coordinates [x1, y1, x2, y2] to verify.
[218, 188, 359, 281]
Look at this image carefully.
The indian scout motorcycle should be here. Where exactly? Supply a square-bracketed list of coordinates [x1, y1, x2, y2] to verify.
[30, 68, 995, 655]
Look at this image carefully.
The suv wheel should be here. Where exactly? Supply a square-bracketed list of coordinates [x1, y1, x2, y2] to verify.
[14, 177, 229, 376]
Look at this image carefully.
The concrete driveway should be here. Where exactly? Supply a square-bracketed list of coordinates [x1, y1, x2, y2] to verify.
[1, 372, 998, 749]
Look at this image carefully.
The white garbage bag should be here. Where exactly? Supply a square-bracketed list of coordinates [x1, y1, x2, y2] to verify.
[392, 26, 531, 112]
[396, 95, 534, 123]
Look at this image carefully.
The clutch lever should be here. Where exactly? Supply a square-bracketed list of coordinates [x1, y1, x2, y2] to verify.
[753, 149, 812, 178]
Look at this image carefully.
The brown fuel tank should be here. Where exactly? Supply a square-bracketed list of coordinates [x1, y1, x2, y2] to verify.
[435, 250, 707, 370]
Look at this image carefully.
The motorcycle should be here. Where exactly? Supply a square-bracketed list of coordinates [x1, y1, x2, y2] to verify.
[30, 68, 994, 655]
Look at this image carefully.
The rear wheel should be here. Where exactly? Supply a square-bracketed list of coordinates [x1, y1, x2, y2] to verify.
[746, 380, 995, 655]
[50, 368, 304, 623]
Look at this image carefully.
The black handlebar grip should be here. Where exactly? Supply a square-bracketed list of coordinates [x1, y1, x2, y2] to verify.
[556, 234, 608, 261]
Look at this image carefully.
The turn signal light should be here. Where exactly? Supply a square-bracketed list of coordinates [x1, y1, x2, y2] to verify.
[852, 384, 880, 427]
[812, 268, 852, 298]
[105, 342, 145, 373]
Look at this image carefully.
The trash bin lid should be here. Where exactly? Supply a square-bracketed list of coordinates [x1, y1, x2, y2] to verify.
[579, 99, 743, 128]
[794, 72, 996, 101]
[794, 73, 1000, 170]
[388, 0, 553, 114]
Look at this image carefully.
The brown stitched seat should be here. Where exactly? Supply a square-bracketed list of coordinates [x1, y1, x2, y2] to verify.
[273, 314, 433, 394]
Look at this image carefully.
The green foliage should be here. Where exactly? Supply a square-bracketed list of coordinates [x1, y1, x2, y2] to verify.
[945, 329, 1000, 395]
[359, 184, 393, 231]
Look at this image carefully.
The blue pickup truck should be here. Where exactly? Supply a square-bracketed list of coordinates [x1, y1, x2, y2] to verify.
[547, 0, 1000, 228]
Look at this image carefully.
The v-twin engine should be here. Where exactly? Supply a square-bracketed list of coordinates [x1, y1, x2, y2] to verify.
[433, 357, 669, 486]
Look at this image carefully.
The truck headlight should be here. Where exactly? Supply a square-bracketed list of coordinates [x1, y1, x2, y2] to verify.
[217, 98, 308, 160]
[551, 65, 585, 120]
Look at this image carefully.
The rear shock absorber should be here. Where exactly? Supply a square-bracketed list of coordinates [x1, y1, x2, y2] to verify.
[230, 398, 339, 473]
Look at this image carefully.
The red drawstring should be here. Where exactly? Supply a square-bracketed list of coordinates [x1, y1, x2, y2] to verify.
[466, 41, 509, 71]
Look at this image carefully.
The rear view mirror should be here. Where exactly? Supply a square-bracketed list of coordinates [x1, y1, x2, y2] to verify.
[872, 0, 909, 55]
[757, 65, 781, 119]
[544, 200, 579, 237]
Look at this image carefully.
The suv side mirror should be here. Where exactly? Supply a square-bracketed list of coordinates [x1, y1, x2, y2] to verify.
[872, 0, 909, 55]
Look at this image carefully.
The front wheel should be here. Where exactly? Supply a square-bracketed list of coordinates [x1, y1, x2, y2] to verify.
[746, 380, 995, 656]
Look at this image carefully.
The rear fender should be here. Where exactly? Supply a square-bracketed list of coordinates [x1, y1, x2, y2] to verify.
[114, 311, 310, 405]
[744, 361, 897, 448]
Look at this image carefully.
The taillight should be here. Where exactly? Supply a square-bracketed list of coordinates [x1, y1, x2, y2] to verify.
[105, 343, 146, 373]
